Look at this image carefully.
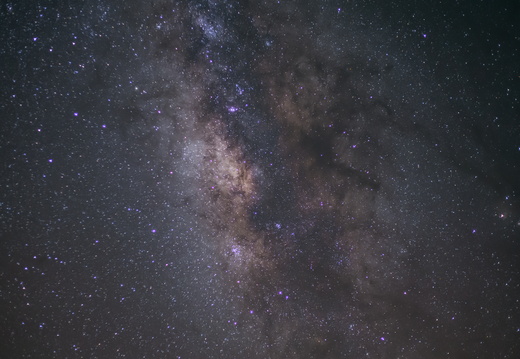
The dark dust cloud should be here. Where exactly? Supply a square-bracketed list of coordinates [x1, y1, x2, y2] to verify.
[1, 0, 519, 358]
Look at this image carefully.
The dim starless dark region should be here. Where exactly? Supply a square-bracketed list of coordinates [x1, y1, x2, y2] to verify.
[1, 0, 519, 358]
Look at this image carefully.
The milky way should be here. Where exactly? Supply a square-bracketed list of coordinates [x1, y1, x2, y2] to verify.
[1, 1, 519, 358]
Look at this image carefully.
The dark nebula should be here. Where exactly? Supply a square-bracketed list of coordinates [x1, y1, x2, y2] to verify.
[1, 1, 519, 358]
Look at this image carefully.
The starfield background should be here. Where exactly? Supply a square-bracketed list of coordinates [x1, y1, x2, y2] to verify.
[1, 1, 519, 358]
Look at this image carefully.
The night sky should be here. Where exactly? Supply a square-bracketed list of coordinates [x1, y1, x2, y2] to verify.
[1, 1, 520, 358]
